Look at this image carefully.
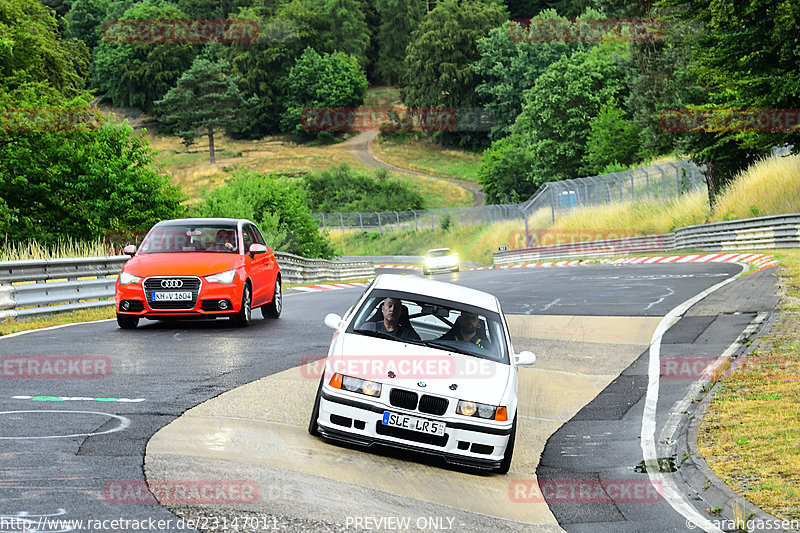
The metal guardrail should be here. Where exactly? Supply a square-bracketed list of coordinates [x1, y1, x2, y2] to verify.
[493, 214, 800, 264]
[274, 252, 374, 284]
[673, 214, 800, 251]
[0, 253, 375, 320]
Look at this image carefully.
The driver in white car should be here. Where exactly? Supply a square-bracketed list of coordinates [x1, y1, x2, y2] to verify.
[361, 297, 421, 340]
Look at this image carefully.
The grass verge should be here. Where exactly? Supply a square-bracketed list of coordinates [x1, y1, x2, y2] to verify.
[697, 248, 800, 521]
[371, 135, 482, 182]
[0, 306, 116, 336]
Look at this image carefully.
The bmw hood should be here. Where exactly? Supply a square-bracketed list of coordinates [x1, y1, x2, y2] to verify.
[331, 333, 512, 406]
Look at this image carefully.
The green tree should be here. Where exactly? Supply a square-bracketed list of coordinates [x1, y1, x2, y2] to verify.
[374, 0, 425, 85]
[65, 0, 109, 50]
[0, 0, 89, 96]
[222, 1, 328, 137]
[280, 47, 368, 139]
[0, 88, 186, 243]
[196, 168, 338, 259]
[156, 57, 255, 164]
[514, 42, 629, 183]
[402, 0, 507, 109]
[472, 9, 600, 139]
[660, 0, 800, 202]
[321, 0, 371, 68]
[479, 42, 629, 201]
[583, 98, 642, 174]
[91, 0, 197, 112]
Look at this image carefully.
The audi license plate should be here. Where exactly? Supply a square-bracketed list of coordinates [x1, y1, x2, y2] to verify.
[152, 291, 192, 301]
[382, 411, 445, 436]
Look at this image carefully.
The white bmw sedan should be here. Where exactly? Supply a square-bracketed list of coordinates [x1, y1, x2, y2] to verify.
[308, 274, 536, 474]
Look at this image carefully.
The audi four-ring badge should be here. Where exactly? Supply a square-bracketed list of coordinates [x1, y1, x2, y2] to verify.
[309, 274, 537, 474]
[114, 218, 282, 329]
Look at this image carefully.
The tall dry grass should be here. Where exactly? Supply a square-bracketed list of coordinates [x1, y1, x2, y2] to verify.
[711, 154, 800, 220]
[0, 238, 110, 261]
[523, 190, 710, 241]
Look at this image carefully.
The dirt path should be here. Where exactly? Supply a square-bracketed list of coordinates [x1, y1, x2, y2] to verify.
[343, 130, 486, 206]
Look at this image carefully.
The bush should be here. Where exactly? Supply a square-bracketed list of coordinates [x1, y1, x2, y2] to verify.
[303, 164, 424, 213]
[280, 47, 368, 140]
[477, 134, 538, 204]
[194, 168, 338, 259]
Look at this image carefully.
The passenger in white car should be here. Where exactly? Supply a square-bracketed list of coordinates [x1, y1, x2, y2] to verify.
[438, 311, 492, 349]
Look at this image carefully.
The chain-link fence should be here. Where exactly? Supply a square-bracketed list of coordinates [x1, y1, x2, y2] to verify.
[313, 160, 707, 234]
[520, 160, 705, 220]
[314, 204, 522, 234]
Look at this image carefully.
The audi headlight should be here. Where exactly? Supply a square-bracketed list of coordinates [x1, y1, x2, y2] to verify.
[119, 272, 142, 285]
[204, 269, 236, 283]
[341, 375, 382, 397]
[456, 400, 504, 420]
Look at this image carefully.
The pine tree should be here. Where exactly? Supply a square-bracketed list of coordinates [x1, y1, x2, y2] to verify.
[156, 58, 255, 164]
[374, 0, 425, 85]
[323, 0, 371, 67]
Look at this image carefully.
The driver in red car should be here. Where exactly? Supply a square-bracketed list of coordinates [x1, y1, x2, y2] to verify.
[216, 230, 236, 251]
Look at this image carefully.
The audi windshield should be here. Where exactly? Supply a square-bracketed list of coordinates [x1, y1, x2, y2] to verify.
[138, 224, 239, 254]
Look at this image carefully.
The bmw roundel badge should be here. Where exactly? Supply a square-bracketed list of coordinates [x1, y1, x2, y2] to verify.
[417, 381, 426, 388]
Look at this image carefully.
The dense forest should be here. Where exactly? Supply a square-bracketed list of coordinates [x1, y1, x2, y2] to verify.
[1, 0, 798, 253]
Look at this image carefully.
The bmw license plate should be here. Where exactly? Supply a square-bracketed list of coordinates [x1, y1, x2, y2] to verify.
[382, 411, 445, 436]
[152, 291, 192, 301]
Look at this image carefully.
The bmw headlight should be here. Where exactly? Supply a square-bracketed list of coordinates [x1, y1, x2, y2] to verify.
[204, 269, 236, 283]
[456, 400, 505, 420]
[340, 375, 382, 397]
[119, 271, 142, 285]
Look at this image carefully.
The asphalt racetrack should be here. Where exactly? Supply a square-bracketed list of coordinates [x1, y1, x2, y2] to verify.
[0, 262, 778, 532]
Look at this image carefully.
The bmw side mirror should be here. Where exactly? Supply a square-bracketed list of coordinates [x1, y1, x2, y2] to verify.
[249, 243, 267, 257]
[514, 351, 536, 366]
[324, 313, 343, 330]
[123, 245, 137, 256]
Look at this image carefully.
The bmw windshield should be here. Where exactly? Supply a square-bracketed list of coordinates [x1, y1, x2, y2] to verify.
[347, 289, 510, 364]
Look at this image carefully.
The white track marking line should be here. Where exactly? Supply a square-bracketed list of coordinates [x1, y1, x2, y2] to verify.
[641, 261, 746, 533]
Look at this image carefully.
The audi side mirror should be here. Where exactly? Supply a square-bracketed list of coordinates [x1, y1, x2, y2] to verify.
[249, 243, 267, 257]
[123, 245, 137, 256]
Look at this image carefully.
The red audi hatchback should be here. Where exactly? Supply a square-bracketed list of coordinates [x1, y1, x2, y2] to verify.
[114, 218, 282, 329]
